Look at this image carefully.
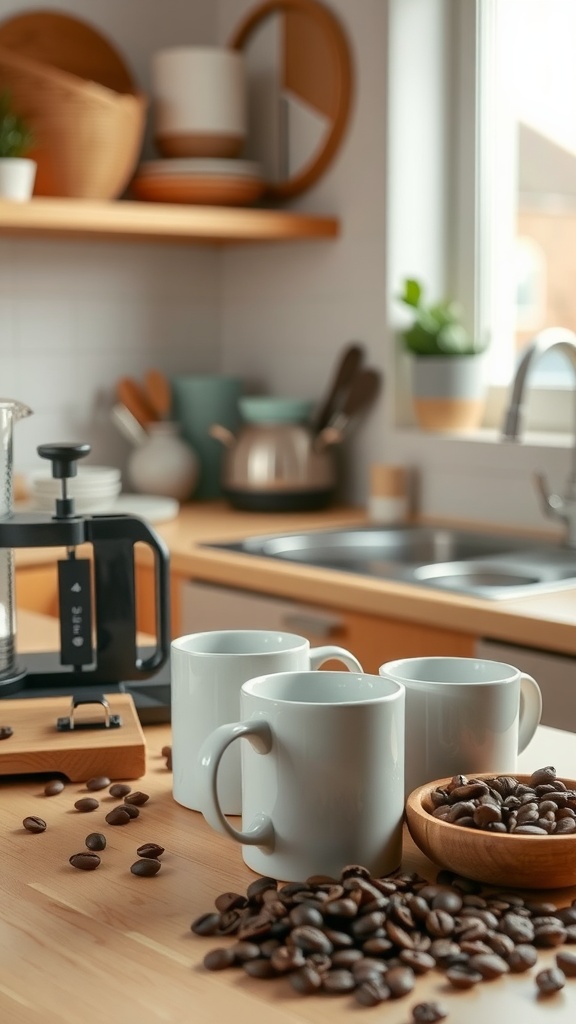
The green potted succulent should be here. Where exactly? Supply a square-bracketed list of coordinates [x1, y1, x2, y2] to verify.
[0, 91, 36, 200]
[398, 277, 488, 432]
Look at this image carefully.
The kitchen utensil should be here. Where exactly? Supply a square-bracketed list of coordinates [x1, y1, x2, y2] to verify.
[171, 629, 362, 815]
[116, 378, 157, 429]
[127, 422, 198, 501]
[317, 366, 381, 445]
[406, 772, 576, 889]
[111, 402, 148, 447]
[144, 369, 172, 421]
[210, 419, 339, 511]
[0, 693, 146, 781]
[0, 9, 136, 92]
[311, 342, 364, 434]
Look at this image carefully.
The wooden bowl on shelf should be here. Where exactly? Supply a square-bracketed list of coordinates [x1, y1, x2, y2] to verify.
[405, 773, 576, 890]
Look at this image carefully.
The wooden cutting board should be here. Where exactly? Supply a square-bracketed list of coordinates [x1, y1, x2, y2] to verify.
[0, 693, 146, 781]
[0, 10, 135, 93]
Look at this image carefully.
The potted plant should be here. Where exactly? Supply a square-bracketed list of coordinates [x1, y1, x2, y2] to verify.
[398, 277, 488, 432]
[0, 90, 36, 201]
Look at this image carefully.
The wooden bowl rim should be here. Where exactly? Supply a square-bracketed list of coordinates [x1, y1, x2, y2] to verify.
[406, 772, 576, 844]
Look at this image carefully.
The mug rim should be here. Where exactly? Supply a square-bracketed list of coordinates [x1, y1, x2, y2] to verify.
[171, 629, 309, 657]
[379, 656, 521, 686]
[241, 670, 405, 706]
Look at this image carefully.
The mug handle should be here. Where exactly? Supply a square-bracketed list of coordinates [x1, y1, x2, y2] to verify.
[197, 720, 276, 850]
[310, 646, 363, 671]
[518, 672, 543, 753]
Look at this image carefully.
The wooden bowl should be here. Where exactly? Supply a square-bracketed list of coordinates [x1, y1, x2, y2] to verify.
[405, 773, 576, 889]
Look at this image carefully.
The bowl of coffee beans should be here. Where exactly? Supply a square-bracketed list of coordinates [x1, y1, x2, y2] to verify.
[405, 766, 576, 889]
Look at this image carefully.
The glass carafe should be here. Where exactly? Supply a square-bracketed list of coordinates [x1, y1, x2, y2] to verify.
[0, 399, 32, 680]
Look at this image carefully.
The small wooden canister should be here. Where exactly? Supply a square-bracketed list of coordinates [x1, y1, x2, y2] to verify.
[368, 464, 410, 524]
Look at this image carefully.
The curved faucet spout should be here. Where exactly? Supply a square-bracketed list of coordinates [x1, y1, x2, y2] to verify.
[501, 326, 576, 546]
[502, 326, 576, 440]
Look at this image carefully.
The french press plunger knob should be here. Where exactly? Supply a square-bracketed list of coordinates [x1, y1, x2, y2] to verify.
[37, 442, 91, 518]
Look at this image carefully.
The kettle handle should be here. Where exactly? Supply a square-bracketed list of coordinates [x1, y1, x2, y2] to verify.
[209, 423, 236, 447]
[87, 515, 171, 680]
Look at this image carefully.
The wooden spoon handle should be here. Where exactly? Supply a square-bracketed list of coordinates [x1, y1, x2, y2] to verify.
[116, 378, 157, 428]
[145, 369, 172, 420]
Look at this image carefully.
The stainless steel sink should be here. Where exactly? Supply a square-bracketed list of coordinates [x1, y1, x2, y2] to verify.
[205, 524, 576, 600]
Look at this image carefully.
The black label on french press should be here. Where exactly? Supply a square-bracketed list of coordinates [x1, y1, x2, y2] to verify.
[58, 559, 94, 666]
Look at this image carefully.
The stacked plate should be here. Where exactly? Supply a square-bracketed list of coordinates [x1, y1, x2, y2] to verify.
[30, 465, 122, 513]
[130, 158, 265, 206]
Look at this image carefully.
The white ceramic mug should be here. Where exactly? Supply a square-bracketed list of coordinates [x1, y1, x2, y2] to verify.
[379, 656, 543, 797]
[151, 46, 247, 158]
[171, 630, 363, 815]
[197, 670, 405, 881]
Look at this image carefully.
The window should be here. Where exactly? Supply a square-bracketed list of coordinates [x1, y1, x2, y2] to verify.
[475, 0, 576, 402]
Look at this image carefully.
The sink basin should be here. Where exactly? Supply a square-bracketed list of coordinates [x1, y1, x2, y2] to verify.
[205, 524, 576, 600]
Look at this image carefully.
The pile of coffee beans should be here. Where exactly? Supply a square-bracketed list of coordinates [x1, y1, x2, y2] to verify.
[429, 766, 576, 835]
[0, 724, 13, 739]
[191, 863, 576, 1010]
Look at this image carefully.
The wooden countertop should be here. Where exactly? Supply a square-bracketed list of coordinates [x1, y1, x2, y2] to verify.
[1, 614, 575, 1021]
[13, 503, 576, 655]
[1, 669, 575, 1016]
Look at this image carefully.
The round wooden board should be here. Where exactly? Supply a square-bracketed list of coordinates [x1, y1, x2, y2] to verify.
[0, 9, 135, 93]
[131, 173, 265, 206]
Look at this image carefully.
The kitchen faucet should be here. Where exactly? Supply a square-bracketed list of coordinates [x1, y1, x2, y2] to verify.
[502, 326, 576, 547]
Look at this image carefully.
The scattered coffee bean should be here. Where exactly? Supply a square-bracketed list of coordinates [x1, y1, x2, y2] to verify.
[105, 806, 131, 826]
[85, 832, 107, 851]
[322, 969, 356, 994]
[74, 797, 99, 812]
[162, 745, 172, 771]
[136, 843, 165, 859]
[86, 776, 110, 791]
[557, 950, 576, 977]
[130, 858, 161, 877]
[109, 782, 131, 798]
[535, 967, 566, 994]
[124, 791, 149, 806]
[191, 913, 222, 936]
[203, 947, 236, 970]
[290, 965, 323, 994]
[44, 779, 65, 796]
[412, 1002, 448, 1023]
[354, 977, 391, 1005]
[69, 852, 101, 871]
[507, 943, 538, 973]
[122, 803, 140, 819]
[0, 724, 13, 739]
[23, 815, 46, 833]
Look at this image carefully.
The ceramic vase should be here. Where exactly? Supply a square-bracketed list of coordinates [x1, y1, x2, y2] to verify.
[411, 353, 486, 432]
[128, 421, 198, 501]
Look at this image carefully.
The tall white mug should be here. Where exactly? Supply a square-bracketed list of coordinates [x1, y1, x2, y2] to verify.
[171, 630, 363, 815]
[197, 670, 406, 881]
[379, 656, 542, 797]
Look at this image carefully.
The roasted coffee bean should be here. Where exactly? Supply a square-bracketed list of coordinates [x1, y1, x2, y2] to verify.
[23, 815, 46, 833]
[69, 852, 100, 871]
[507, 943, 538, 973]
[385, 965, 415, 998]
[331, 948, 364, 968]
[269, 945, 306, 972]
[85, 832, 106, 851]
[109, 782, 131, 798]
[74, 797, 99, 812]
[322, 969, 356, 994]
[124, 791, 149, 806]
[136, 842, 164, 860]
[44, 779, 65, 796]
[161, 745, 171, 758]
[246, 876, 277, 901]
[130, 858, 161, 877]
[290, 925, 333, 955]
[536, 967, 566, 994]
[290, 965, 323, 994]
[105, 806, 131, 826]
[468, 952, 510, 979]
[191, 912, 222, 936]
[400, 950, 436, 974]
[122, 803, 140, 819]
[86, 776, 110, 791]
[288, 904, 324, 928]
[446, 965, 483, 989]
[203, 947, 236, 971]
[556, 950, 576, 977]
[354, 977, 391, 1006]
[411, 1001, 448, 1022]
[230, 941, 261, 963]
[214, 891, 247, 913]
[243, 958, 277, 979]
[0, 725, 13, 739]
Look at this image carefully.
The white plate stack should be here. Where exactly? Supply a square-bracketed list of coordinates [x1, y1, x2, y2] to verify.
[30, 465, 122, 513]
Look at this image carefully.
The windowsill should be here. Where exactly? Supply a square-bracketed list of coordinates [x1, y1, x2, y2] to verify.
[395, 426, 574, 450]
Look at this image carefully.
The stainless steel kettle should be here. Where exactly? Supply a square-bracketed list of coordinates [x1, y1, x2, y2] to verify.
[209, 420, 339, 511]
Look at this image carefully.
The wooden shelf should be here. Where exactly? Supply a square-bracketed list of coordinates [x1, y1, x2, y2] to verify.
[0, 197, 340, 245]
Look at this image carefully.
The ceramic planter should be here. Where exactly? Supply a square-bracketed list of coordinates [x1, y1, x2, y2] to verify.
[0, 157, 36, 200]
[411, 353, 486, 432]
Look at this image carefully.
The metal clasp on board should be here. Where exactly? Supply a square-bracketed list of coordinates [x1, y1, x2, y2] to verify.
[56, 696, 122, 732]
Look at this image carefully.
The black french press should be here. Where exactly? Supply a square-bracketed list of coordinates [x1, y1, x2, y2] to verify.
[0, 436, 171, 718]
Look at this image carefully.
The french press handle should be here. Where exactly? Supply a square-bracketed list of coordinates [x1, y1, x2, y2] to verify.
[86, 515, 171, 681]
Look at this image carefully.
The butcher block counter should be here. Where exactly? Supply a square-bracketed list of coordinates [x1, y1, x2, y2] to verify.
[1, 612, 575, 1023]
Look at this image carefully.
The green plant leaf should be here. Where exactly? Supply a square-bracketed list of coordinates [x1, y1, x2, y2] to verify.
[399, 278, 422, 309]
